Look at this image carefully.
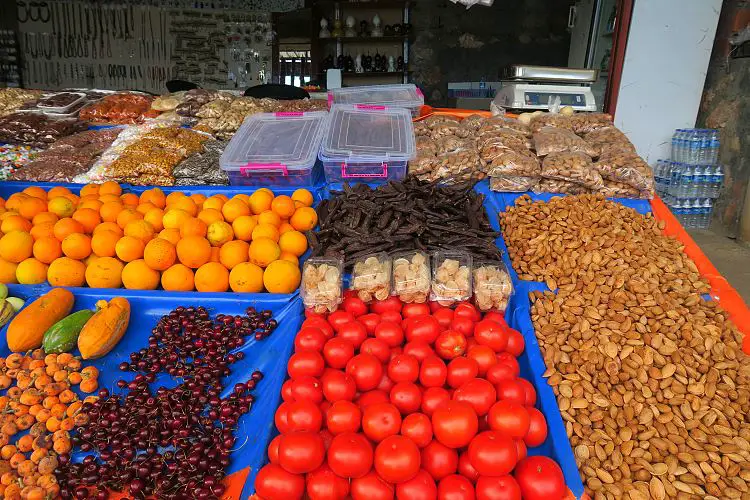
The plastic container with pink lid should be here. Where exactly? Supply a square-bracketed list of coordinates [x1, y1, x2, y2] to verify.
[328, 84, 424, 117]
[220, 110, 329, 186]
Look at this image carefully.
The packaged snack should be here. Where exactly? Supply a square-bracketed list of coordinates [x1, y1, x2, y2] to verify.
[430, 251, 472, 306]
[533, 126, 598, 157]
[583, 126, 635, 157]
[483, 115, 531, 136]
[542, 152, 603, 190]
[473, 261, 513, 312]
[489, 175, 540, 192]
[567, 112, 614, 134]
[594, 149, 655, 193]
[392, 251, 430, 303]
[351, 253, 392, 302]
[530, 113, 573, 133]
[423, 115, 460, 129]
[460, 114, 487, 131]
[302, 257, 343, 313]
[485, 149, 541, 177]
[599, 180, 651, 199]
[533, 178, 591, 195]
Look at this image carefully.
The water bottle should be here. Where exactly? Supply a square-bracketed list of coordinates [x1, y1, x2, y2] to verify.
[683, 164, 694, 198]
[669, 162, 682, 197]
[702, 199, 713, 229]
[710, 130, 720, 165]
[698, 130, 708, 165]
[690, 130, 701, 164]
[697, 164, 708, 197]
[678, 130, 687, 163]
[671, 131, 681, 161]
[663, 161, 673, 196]
[654, 160, 664, 194]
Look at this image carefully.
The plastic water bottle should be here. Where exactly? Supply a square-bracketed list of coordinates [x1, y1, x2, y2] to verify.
[654, 160, 664, 193]
[709, 130, 720, 164]
[663, 161, 673, 195]
[669, 162, 682, 197]
[678, 130, 687, 162]
[701, 199, 713, 229]
[683, 164, 694, 197]
[689, 130, 700, 164]
[671, 131, 680, 161]
[697, 164, 709, 197]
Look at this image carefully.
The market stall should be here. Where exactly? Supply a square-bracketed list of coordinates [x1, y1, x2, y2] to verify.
[0, 84, 747, 500]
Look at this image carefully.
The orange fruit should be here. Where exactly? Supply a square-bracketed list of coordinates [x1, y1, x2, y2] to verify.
[215, 194, 230, 203]
[47, 197, 76, 218]
[203, 196, 225, 211]
[180, 218, 208, 239]
[271, 195, 296, 219]
[197, 209, 224, 226]
[290, 207, 318, 231]
[72, 208, 101, 234]
[158, 228, 181, 245]
[252, 223, 280, 243]
[99, 181, 122, 197]
[144, 238, 177, 271]
[190, 193, 207, 207]
[16, 258, 48, 285]
[232, 216, 257, 242]
[84, 254, 99, 267]
[0, 197, 4, 208]
[120, 193, 139, 207]
[279, 252, 299, 265]
[0, 231, 33, 263]
[99, 201, 124, 223]
[292, 189, 314, 207]
[257, 210, 281, 227]
[30, 222, 56, 241]
[115, 236, 145, 263]
[6, 192, 28, 211]
[209, 247, 221, 263]
[47, 186, 72, 199]
[233, 194, 251, 204]
[116, 208, 143, 229]
[169, 197, 198, 217]
[80, 194, 100, 202]
[279, 231, 308, 257]
[33, 237, 63, 264]
[207, 221, 233, 247]
[124, 220, 155, 243]
[98, 193, 121, 204]
[47, 257, 86, 287]
[221, 199, 250, 223]
[263, 259, 301, 293]
[1, 215, 32, 233]
[229, 262, 264, 293]
[176, 236, 212, 269]
[32, 211, 58, 225]
[140, 188, 166, 208]
[161, 264, 195, 291]
[23, 186, 48, 200]
[122, 259, 160, 290]
[248, 191, 273, 215]
[61, 233, 92, 260]
[165, 191, 186, 206]
[78, 199, 103, 212]
[0, 258, 18, 284]
[194, 262, 230, 292]
[19, 197, 47, 220]
[85, 257, 124, 288]
[278, 222, 295, 235]
[80, 184, 100, 197]
[162, 209, 190, 230]
[248, 238, 280, 268]
[93, 221, 123, 237]
[53, 218, 84, 241]
[91, 231, 120, 258]
[143, 208, 165, 232]
[219, 240, 249, 270]
[136, 202, 157, 215]
[63, 192, 80, 205]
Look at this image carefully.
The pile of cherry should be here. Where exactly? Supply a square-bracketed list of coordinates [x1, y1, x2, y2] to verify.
[255, 294, 567, 500]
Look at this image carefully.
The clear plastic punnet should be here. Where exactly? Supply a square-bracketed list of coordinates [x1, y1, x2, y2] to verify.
[430, 250, 473, 306]
[473, 260, 514, 312]
[220, 110, 329, 186]
[351, 252, 392, 303]
[301, 257, 344, 314]
[328, 84, 424, 117]
[391, 250, 430, 304]
[320, 104, 416, 183]
[36, 92, 87, 115]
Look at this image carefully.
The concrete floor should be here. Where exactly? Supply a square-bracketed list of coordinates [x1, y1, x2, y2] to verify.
[688, 228, 750, 304]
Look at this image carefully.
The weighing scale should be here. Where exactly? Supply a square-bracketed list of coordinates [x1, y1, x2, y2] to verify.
[493, 65, 598, 112]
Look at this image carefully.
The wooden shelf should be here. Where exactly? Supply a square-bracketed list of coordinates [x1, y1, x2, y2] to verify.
[316, 1, 410, 8]
[342, 71, 407, 76]
[319, 36, 409, 42]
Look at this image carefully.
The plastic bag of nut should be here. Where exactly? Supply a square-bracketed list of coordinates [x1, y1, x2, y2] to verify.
[433, 148, 486, 181]
[392, 251, 431, 303]
[351, 253, 392, 303]
[301, 257, 343, 313]
[409, 152, 439, 177]
[430, 251, 472, 306]
[414, 121, 431, 137]
[435, 135, 469, 154]
[416, 136, 439, 154]
[599, 179, 651, 199]
[541, 152, 603, 190]
[489, 175, 540, 192]
[529, 113, 573, 133]
[533, 126, 597, 157]
[593, 149, 655, 193]
[430, 122, 470, 140]
[583, 126, 635, 157]
[477, 128, 532, 154]
[486, 149, 540, 177]
[422, 115, 460, 129]
[483, 116, 531, 136]
[460, 114, 487, 131]
[533, 178, 591, 195]
[567, 112, 613, 134]
[473, 261, 513, 312]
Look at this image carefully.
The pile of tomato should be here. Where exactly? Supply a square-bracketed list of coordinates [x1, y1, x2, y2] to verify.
[254, 293, 567, 500]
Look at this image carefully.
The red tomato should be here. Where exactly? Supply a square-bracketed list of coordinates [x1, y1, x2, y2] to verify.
[321, 369, 357, 402]
[306, 463, 350, 500]
[517, 378, 537, 406]
[377, 371, 395, 393]
[380, 310, 402, 323]
[473, 320, 509, 353]
[275, 402, 291, 433]
[359, 313, 382, 334]
[438, 475, 475, 500]
[360, 338, 391, 363]
[435, 330, 468, 360]
[457, 452, 479, 483]
[514, 456, 565, 500]
[374, 435, 421, 483]
[404, 315, 441, 344]
[432, 307, 455, 329]
[255, 463, 305, 500]
[295, 327, 327, 352]
[328, 311, 356, 332]
[403, 341, 435, 362]
[390, 382, 422, 415]
[327, 400, 362, 434]
[515, 439, 527, 462]
[421, 439, 459, 481]
[446, 357, 479, 389]
[323, 338, 356, 369]
[431, 401, 479, 449]
[374, 321, 405, 347]
[495, 352, 520, 377]
[450, 317, 475, 337]
[388, 346, 403, 361]
[505, 328, 525, 357]
[475, 476, 521, 500]
[327, 432, 374, 479]
[346, 354, 384, 392]
[421, 387, 451, 417]
[387, 354, 419, 383]
[487, 401, 529, 438]
[336, 321, 368, 349]
[350, 471, 395, 500]
[288, 351, 325, 379]
[482, 311, 507, 326]
[454, 303, 480, 323]
[278, 431, 325, 474]
[419, 356, 448, 387]
[453, 378, 497, 416]
[290, 376, 323, 404]
[343, 296, 368, 317]
[268, 434, 282, 464]
[466, 345, 497, 376]
[362, 402, 402, 442]
[485, 363, 516, 385]
[302, 317, 335, 339]
[524, 407, 548, 447]
[282, 379, 294, 402]
[285, 400, 323, 432]
[395, 469, 437, 500]
[467, 431, 517, 476]
[371, 296, 403, 314]
[402, 302, 431, 318]
[495, 379, 526, 405]
[355, 390, 390, 409]
[401, 413, 433, 448]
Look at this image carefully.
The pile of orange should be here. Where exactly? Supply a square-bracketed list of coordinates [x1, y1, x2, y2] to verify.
[0, 182, 318, 293]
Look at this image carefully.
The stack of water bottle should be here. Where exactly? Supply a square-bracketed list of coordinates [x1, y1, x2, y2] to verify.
[654, 129, 724, 229]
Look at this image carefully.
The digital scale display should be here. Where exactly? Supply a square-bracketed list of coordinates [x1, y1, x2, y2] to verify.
[524, 92, 586, 106]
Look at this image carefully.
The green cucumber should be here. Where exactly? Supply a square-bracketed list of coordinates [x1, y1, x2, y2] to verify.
[42, 309, 95, 353]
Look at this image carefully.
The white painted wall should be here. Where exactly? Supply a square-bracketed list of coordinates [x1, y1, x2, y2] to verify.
[614, 0, 721, 164]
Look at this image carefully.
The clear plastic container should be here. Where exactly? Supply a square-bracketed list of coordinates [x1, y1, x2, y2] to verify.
[36, 92, 87, 114]
[328, 84, 424, 117]
[301, 257, 343, 313]
[351, 252, 392, 303]
[473, 261, 514, 312]
[320, 104, 416, 183]
[220, 110, 329, 186]
[391, 250, 430, 304]
[430, 250, 472, 306]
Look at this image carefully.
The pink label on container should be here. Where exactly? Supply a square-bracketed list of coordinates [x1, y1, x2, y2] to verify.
[240, 163, 289, 176]
[327, 93, 333, 108]
[416, 88, 424, 98]
[341, 162, 388, 178]
[356, 104, 387, 111]
[275, 112, 303, 117]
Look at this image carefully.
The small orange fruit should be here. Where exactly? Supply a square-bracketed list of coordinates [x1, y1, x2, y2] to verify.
[143, 208, 165, 232]
[122, 259, 160, 290]
[47, 197, 76, 218]
[0, 231, 33, 263]
[53, 218, 84, 241]
[158, 228, 181, 245]
[279, 252, 299, 265]
[219, 240, 249, 270]
[215, 194, 230, 203]
[252, 223, 280, 243]
[98, 193, 121, 204]
[32, 211, 58, 225]
[136, 202, 157, 215]
[271, 195, 296, 219]
[197, 209, 224, 226]
[161, 264, 195, 291]
[99, 201, 124, 223]
[248, 191, 273, 215]
[169, 197, 198, 217]
[190, 193, 207, 207]
[209, 247, 221, 263]
[80, 183, 101, 197]
[194, 262, 230, 292]
[79, 199, 104, 212]
[144, 238, 177, 272]
[99, 181, 122, 197]
[165, 191, 186, 206]
[292, 189, 314, 207]
[279, 230, 308, 257]
[257, 210, 282, 227]
[0, 258, 18, 284]
[115, 236, 145, 263]
[63, 192, 80, 206]
[61, 233, 92, 260]
[30, 222, 56, 241]
[116, 208, 143, 229]
[162, 209, 190, 230]
[72, 208, 101, 234]
[47, 186, 72, 199]
[221, 199, 250, 223]
[232, 215, 257, 242]
[229, 262, 264, 293]
[207, 221, 233, 247]
[180, 218, 208, 238]
[91, 231, 120, 258]
[6, 192, 28, 211]
[290, 207, 318, 231]
[84, 254, 99, 267]
[233, 193, 251, 204]
[176, 236, 212, 269]
[248, 238, 280, 268]
[19, 197, 47, 220]
[1, 215, 32, 233]
[47, 257, 86, 287]
[85, 257, 124, 288]
[93, 221, 123, 237]
[124, 220, 155, 244]
[23, 186, 48, 200]
[81, 193, 100, 202]
[33, 237, 63, 264]
[15, 258, 48, 285]
[120, 193, 139, 207]
[263, 259, 301, 294]
[202, 196, 225, 211]
[278, 222, 295, 235]
[140, 188, 166, 208]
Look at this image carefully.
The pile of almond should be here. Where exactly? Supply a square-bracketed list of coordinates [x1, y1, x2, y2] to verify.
[500, 194, 750, 500]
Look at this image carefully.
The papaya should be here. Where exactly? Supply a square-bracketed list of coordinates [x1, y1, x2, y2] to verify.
[42, 309, 95, 354]
[77, 297, 130, 359]
[6, 288, 74, 352]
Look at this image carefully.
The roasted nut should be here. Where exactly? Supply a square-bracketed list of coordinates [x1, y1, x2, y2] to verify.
[489, 175, 540, 192]
[302, 258, 343, 313]
[584, 126, 635, 157]
[534, 126, 598, 157]
[473, 263, 513, 311]
[486, 149, 541, 177]
[541, 152, 603, 190]
[594, 149, 655, 194]
[599, 180, 650, 199]
[351, 254, 392, 303]
[533, 178, 591, 195]
[392, 251, 430, 303]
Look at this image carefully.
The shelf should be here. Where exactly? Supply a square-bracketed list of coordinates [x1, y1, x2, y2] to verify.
[342, 71, 407, 77]
[319, 36, 410, 43]
[316, 1, 409, 8]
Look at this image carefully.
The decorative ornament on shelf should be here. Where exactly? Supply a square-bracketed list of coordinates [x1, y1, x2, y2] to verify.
[332, 18, 344, 38]
[384, 24, 394, 37]
[345, 16, 357, 38]
[371, 14, 383, 37]
[388, 56, 396, 72]
[319, 18, 331, 38]
[363, 53, 373, 72]
[355, 54, 364, 73]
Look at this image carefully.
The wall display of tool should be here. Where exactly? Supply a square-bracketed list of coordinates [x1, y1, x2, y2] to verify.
[0, 30, 21, 88]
